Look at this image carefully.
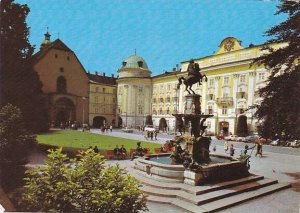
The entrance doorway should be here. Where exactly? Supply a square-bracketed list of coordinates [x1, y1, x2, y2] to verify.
[159, 118, 168, 132]
[93, 116, 106, 128]
[219, 121, 229, 136]
[54, 98, 75, 126]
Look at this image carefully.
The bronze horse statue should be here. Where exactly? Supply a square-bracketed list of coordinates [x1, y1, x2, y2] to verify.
[177, 60, 207, 94]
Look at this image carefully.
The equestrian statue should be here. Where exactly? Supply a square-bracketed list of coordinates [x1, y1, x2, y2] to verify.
[177, 59, 207, 94]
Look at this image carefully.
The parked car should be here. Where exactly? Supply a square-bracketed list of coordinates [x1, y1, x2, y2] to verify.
[255, 137, 272, 144]
[245, 135, 259, 143]
[216, 134, 225, 140]
[237, 137, 247, 142]
[224, 135, 238, 141]
[287, 140, 300, 148]
[270, 139, 280, 146]
[144, 125, 156, 132]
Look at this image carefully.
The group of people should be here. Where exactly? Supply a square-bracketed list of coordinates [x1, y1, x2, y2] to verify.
[144, 130, 157, 140]
[223, 141, 263, 157]
[130, 142, 149, 160]
[113, 145, 127, 160]
[100, 125, 113, 133]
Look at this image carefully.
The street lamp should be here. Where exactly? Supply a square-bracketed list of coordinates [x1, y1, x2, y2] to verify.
[82, 97, 86, 126]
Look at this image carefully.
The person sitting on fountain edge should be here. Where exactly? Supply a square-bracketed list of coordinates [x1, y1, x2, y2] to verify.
[114, 145, 121, 160]
[131, 142, 145, 160]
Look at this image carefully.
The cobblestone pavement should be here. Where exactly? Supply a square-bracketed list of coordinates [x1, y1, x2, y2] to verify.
[28, 129, 300, 213]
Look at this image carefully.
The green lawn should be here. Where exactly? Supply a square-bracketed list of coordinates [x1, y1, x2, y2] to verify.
[37, 130, 160, 153]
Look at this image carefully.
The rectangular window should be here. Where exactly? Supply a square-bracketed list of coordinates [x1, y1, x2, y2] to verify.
[139, 86, 143, 93]
[240, 75, 246, 83]
[96, 87, 99, 92]
[167, 84, 171, 91]
[103, 88, 106, 93]
[95, 96, 98, 103]
[138, 106, 143, 114]
[222, 106, 227, 115]
[95, 107, 99, 113]
[209, 79, 214, 86]
[258, 73, 265, 81]
[208, 105, 213, 114]
[224, 76, 229, 85]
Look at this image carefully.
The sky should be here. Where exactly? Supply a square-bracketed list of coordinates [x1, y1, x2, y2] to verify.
[17, 0, 287, 76]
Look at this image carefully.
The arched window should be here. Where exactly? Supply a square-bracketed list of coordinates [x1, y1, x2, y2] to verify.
[56, 76, 67, 93]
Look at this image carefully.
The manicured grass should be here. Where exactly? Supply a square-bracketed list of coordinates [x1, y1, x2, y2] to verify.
[37, 130, 160, 152]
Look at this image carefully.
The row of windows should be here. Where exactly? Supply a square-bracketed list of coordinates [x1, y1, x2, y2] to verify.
[94, 96, 115, 103]
[54, 54, 70, 61]
[94, 107, 116, 113]
[152, 97, 178, 103]
[207, 73, 265, 87]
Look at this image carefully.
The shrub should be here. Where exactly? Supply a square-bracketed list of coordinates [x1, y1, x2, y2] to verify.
[23, 148, 148, 213]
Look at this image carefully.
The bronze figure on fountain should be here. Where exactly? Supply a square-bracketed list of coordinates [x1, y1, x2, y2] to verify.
[172, 59, 213, 170]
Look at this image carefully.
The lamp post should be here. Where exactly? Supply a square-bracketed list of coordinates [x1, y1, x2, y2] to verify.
[82, 97, 86, 126]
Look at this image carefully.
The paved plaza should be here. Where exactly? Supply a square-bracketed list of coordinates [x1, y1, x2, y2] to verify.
[27, 129, 300, 213]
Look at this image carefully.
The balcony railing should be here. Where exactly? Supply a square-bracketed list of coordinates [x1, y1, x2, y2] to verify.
[166, 97, 171, 102]
[159, 98, 164, 103]
[207, 94, 215, 101]
[236, 91, 246, 99]
[216, 97, 233, 105]
[152, 98, 156, 103]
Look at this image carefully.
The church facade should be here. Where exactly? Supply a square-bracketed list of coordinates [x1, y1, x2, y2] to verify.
[32, 31, 89, 127]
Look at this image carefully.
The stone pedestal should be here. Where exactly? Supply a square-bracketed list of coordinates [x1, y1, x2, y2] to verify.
[184, 94, 201, 114]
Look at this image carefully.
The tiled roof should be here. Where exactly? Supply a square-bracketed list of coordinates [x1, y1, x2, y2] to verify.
[88, 73, 117, 85]
[32, 39, 73, 64]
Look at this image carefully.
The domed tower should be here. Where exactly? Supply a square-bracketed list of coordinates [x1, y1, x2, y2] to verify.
[117, 53, 152, 128]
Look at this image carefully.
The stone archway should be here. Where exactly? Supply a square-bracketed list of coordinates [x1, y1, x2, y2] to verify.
[159, 118, 168, 131]
[118, 116, 123, 128]
[93, 116, 106, 128]
[54, 97, 75, 126]
[219, 121, 229, 136]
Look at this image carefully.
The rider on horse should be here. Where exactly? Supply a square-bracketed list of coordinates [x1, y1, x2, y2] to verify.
[187, 59, 201, 85]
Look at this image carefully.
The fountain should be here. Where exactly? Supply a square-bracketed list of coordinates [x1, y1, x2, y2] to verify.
[134, 60, 250, 185]
[133, 60, 290, 213]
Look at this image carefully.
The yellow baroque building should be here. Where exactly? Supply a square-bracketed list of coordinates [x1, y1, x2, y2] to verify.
[117, 37, 286, 136]
[88, 72, 117, 127]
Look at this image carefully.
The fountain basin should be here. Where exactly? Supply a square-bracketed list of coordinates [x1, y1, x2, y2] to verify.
[134, 153, 249, 185]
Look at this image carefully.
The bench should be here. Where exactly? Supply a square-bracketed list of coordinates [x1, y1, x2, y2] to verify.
[106, 150, 115, 159]
[154, 148, 161, 154]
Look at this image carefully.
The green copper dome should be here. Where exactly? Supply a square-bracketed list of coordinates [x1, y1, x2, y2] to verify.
[122, 54, 149, 69]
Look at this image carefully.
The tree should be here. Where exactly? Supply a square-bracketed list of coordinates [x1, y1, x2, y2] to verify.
[0, 0, 49, 132]
[0, 104, 37, 191]
[236, 115, 248, 137]
[0, 104, 36, 165]
[253, 0, 300, 140]
[23, 149, 148, 213]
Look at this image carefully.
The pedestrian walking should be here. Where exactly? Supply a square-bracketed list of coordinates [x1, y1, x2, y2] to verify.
[154, 131, 157, 140]
[244, 144, 249, 155]
[224, 141, 228, 153]
[229, 144, 235, 156]
[255, 142, 263, 157]
[150, 131, 154, 140]
[110, 125, 112, 132]
[213, 145, 216, 152]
